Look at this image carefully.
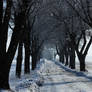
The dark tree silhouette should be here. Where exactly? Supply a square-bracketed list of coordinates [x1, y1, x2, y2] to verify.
[16, 41, 23, 78]
[15, 0, 31, 78]
[0, 0, 12, 89]
[0, 0, 37, 89]
[65, 0, 92, 71]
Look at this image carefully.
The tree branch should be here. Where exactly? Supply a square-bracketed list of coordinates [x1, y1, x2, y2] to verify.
[65, 0, 92, 27]
[9, 23, 14, 30]
[76, 33, 82, 48]
[84, 36, 92, 56]
[80, 32, 86, 53]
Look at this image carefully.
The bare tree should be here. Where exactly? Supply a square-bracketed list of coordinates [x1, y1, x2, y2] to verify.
[66, 0, 92, 71]
[0, 0, 38, 89]
[0, 0, 12, 89]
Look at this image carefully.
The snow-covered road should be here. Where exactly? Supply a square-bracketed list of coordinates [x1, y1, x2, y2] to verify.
[40, 60, 92, 92]
[7, 59, 92, 92]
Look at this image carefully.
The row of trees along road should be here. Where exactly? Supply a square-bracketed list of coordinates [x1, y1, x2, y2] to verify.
[65, 0, 92, 71]
[0, 0, 92, 90]
[48, 0, 92, 71]
[0, 0, 50, 89]
[0, 0, 41, 89]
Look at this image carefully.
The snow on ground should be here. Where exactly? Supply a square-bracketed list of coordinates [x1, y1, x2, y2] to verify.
[1, 58, 92, 92]
[39, 59, 92, 92]
[7, 59, 45, 92]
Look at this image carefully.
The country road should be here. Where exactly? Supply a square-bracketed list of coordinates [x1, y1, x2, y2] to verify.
[39, 60, 92, 92]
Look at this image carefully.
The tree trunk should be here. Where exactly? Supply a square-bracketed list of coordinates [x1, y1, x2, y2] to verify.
[69, 48, 75, 69]
[23, 30, 30, 74]
[79, 55, 86, 71]
[0, 30, 19, 89]
[65, 48, 69, 66]
[24, 42, 30, 73]
[0, 0, 3, 31]
[0, 13, 25, 89]
[1, 0, 12, 54]
[65, 54, 68, 66]
[0, 0, 3, 24]
[16, 42, 23, 78]
[0, 0, 13, 89]
[31, 54, 37, 70]
[0, 60, 10, 89]
[60, 53, 64, 64]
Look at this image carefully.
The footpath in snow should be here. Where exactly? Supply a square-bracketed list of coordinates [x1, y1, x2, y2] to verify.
[1, 59, 92, 92]
[39, 59, 92, 92]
